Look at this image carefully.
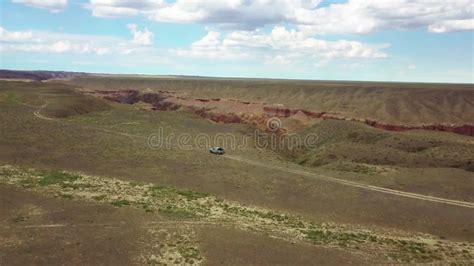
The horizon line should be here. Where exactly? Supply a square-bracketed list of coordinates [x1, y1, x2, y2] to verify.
[1, 68, 473, 86]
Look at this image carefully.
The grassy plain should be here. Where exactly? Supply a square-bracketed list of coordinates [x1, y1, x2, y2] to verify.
[0, 79, 473, 264]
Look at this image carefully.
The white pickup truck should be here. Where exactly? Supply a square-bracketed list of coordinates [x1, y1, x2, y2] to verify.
[209, 147, 225, 155]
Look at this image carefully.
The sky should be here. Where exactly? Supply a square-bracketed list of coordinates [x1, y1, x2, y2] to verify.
[0, 0, 473, 83]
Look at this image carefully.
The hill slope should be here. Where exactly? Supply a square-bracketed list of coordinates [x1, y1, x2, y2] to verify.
[67, 76, 474, 126]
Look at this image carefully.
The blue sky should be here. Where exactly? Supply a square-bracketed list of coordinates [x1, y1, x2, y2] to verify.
[0, 0, 473, 83]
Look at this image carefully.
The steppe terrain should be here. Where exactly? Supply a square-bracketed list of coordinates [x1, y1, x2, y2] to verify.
[0, 71, 473, 264]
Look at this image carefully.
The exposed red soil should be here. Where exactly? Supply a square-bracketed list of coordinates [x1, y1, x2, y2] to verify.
[86, 90, 474, 137]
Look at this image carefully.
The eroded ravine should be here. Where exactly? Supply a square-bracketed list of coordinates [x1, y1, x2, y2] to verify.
[85, 89, 474, 136]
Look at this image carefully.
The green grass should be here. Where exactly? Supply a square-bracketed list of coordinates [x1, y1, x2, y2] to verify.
[150, 185, 209, 201]
[61, 193, 73, 199]
[43, 93, 110, 118]
[111, 199, 130, 207]
[149, 185, 176, 198]
[324, 162, 380, 175]
[347, 131, 390, 144]
[305, 229, 341, 244]
[39, 170, 82, 186]
[92, 194, 106, 201]
[159, 206, 196, 219]
[304, 228, 435, 262]
[60, 182, 93, 189]
[291, 120, 474, 171]
[177, 190, 209, 200]
[6, 92, 20, 104]
[400, 242, 429, 254]
[178, 247, 201, 264]
[19, 178, 37, 188]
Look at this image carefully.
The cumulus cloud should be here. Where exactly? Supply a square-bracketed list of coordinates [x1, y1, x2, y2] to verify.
[264, 55, 292, 66]
[428, 19, 474, 33]
[297, 0, 474, 35]
[1, 39, 111, 55]
[0, 26, 150, 55]
[84, 0, 473, 34]
[175, 31, 248, 59]
[127, 24, 154, 45]
[12, 0, 67, 13]
[86, 0, 322, 29]
[148, 0, 321, 29]
[174, 26, 388, 62]
[0, 27, 35, 42]
[87, 0, 164, 18]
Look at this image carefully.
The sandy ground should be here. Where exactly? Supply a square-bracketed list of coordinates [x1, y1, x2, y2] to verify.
[0, 185, 151, 265]
[199, 226, 371, 265]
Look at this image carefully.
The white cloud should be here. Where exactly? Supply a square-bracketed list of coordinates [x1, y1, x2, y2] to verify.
[91, 5, 140, 17]
[174, 31, 248, 59]
[265, 55, 292, 66]
[297, 0, 474, 35]
[127, 24, 154, 45]
[84, 0, 473, 34]
[174, 26, 388, 62]
[1, 40, 111, 55]
[87, 0, 164, 18]
[12, 0, 67, 13]
[86, 0, 321, 29]
[50, 40, 71, 53]
[0, 26, 150, 55]
[0, 27, 35, 42]
[428, 19, 474, 33]
[148, 0, 321, 29]
[408, 64, 417, 70]
[193, 31, 221, 47]
[341, 63, 365, 69]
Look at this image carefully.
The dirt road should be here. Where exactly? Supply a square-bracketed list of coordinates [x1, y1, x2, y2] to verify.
[223, 155, 474, 209]
[30, 104, 474, 209]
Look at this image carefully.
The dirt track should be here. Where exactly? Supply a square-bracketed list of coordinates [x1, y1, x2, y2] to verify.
[223, 155, 474, 209]
[30, 103, 474, 209]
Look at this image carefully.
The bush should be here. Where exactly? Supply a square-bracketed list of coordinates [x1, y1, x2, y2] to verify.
[111, 199, 130, 207]
[39, 171, 81, 186]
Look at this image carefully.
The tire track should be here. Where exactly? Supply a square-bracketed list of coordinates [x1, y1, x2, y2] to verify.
[31, 99, 154, 141]
[30, 101, 474, 209]
[1, 221, 221, 229]
[223, 155, 474, 209]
